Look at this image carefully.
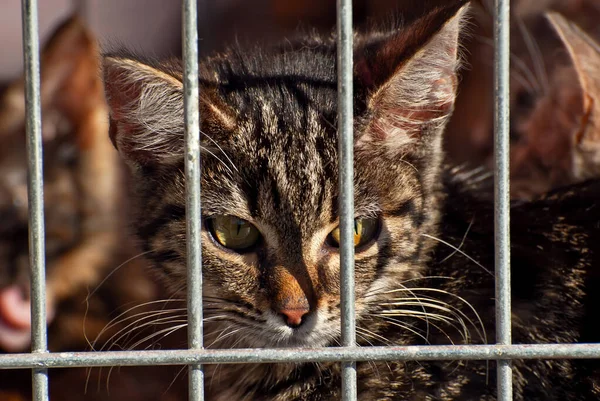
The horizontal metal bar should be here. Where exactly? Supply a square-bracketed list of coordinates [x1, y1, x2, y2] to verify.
[2, 344, 600, 370]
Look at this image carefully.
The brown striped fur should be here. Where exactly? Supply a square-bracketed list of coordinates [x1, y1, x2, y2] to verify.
[103, 1, 600, 400]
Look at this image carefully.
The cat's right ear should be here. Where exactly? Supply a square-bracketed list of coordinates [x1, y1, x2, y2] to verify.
[353, 1, 468, 158]
[102, 56, 186, 166]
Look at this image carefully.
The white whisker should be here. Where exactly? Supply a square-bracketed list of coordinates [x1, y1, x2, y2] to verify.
[421, 233, 492, 276]
[439, 219, 474, 264]
[516, 17, 549, 94]
[85, 250, 155, 302]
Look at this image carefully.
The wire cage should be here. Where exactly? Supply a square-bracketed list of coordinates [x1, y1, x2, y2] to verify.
[5, 0, 600, 400]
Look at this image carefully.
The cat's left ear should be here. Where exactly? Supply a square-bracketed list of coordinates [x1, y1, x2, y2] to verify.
[103, 56, 235, 168]
[354, 2, 468, 157]
[547, 12, 600, 177]
[102, 56, 186, 166]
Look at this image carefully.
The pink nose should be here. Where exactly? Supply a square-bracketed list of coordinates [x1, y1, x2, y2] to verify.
[279, 308, 309, 328]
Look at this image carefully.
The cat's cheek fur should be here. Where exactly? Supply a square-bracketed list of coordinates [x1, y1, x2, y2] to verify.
[361, 216, 427, 295]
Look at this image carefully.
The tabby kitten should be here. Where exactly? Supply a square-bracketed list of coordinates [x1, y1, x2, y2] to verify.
[103, 1, 600, 400]
[0, 15, 113, 352]
[503, 9, 600, 197]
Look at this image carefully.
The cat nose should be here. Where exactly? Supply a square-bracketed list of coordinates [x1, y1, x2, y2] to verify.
[279, 307, 310, 328]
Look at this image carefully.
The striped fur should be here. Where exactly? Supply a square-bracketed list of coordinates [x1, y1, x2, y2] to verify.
[102, 1, 600, 399]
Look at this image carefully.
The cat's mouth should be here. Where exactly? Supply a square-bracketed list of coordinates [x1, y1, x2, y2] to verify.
[0, 285, 55, 352]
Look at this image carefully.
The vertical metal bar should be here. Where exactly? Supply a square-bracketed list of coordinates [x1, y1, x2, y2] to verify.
[183, 0, 204, 399]
[336, 0, 357, 399]
[493, 0, 512, 400]
[21, 0, 48, 400]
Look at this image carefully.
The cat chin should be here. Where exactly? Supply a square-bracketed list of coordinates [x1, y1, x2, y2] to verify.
[255, 331, 335, 349]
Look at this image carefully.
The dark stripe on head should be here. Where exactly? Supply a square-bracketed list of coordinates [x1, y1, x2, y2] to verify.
[390, 198, 425, 227]
[390, 199, 416, 217]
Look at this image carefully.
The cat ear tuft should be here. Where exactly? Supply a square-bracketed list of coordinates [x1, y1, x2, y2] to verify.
[354, 2, 468, 156]
[103, 56, 236, 167]
[546, 12, 600, 179]
[102, 55, 185, 166]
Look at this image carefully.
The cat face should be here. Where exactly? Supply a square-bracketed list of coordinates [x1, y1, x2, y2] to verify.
[504, 11, 600, 197]
[104, 4, 466, 348]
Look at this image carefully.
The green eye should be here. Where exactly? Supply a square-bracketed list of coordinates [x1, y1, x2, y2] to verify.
[329, 217, 379, 249]
[208, 215, 260, 251]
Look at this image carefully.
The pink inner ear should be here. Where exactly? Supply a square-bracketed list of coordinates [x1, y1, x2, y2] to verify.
[368, 72, 457, 144]
[103, 64, 144, 148]
[369, 106, 452, 143]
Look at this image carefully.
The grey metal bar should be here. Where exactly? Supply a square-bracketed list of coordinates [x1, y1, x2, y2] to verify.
[493, 0, 512, 400]
[336, 0, 357, 399]
[182, 0, 204, 400]
[3, 344, 600, 369]
[21, 0, 49, 400]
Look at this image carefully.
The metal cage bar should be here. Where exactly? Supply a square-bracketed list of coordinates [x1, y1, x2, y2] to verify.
[21, 0, 49, 400]
[493, 0, 513, 399]
[3, 343, 600, 369]
[336, 0, 357, 399]
[12, 0, 593, 400]
[182, 0, 204, 399]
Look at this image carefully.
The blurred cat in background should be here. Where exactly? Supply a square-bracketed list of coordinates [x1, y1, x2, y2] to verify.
[445, 0, 600, 199]
[0, 14, 173, 401]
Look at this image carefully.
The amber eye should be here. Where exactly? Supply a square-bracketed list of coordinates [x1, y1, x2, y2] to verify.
[329, 217, 379, 249]
[207, 215, 260, 251]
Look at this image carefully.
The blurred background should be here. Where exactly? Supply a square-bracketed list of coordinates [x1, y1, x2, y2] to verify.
[0, 0, 182, 81]
[0, 0, 421, 82]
